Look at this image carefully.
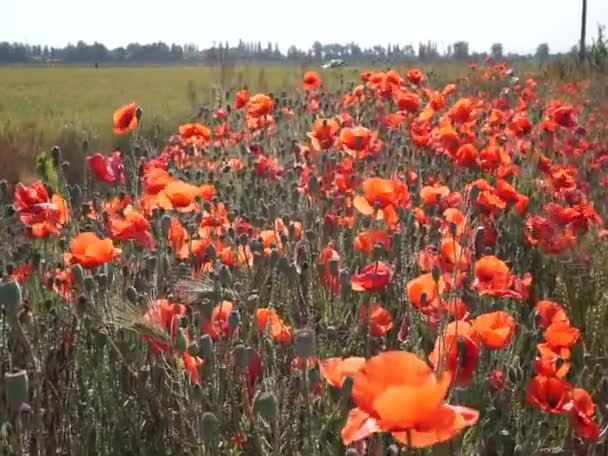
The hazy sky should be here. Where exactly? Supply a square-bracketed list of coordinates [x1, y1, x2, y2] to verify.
[2, 0, 607, 54]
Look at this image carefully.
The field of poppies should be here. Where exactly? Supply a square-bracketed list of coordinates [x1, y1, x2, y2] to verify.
[1, 60, 608, 455]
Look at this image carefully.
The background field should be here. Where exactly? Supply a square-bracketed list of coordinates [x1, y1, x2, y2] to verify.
[0, 63, 545, 182]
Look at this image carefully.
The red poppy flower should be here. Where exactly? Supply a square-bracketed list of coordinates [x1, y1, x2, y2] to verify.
[256, 308, 292, 344]
[179, 123, 211, 143]
[108, 206, 154, 248]
[87, 151, 125, 184]
[319, 357, 366, 388]
[359, 304, 393, 337]
[202, 301, 236, 340]
[535, 300, 569, 328]
[526, 375, 572, 414]
[563, 388, 599, 441]
[112, 102, 138, 135]
[307, 118, 339, 151]
[303, 71, 321, 90]
[353, 230, 391, 256]
[351, 261, 393, 292]
[473, 311, 516, 350]
[428, 321, 480, 387]
[234, 89, 250, 109]
[64, 232, 121, 269]
[339, 127, 372, 152]
[344, 351, 478, 448]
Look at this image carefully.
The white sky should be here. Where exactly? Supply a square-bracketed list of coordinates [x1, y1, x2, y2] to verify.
[2, 0, 607, 54]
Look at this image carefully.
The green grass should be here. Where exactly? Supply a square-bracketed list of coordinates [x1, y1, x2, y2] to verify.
[0, 63, 534, 182]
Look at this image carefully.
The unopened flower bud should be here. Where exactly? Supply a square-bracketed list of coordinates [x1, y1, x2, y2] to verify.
[175, 328, 188, 353]
[293, 328, 315, 359]
[197, 335, 214, 359]
[0, 281, 22, 318]
[228, 311, 240, 332]
[431, 265, 441, 283]
[233, 344, 249, 372]
[4, 369, 28, 406]
[199, 411, 219, 444]
[253, 391, 278, 423]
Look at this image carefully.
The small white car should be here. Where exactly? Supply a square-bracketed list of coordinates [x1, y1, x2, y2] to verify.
[322, 59, 346, 69]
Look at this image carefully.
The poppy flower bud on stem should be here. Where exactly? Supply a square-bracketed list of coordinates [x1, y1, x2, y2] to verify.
[253, 391, 278, 424]
[71, 264, 84, 287]
[199, 411, 219, 445]
[233, 344, 249, 372]
[175, 328, 188, 353]
[432, 265, 441, 283]
[4, 369, 28, 407]
[197, 335, 214, 359]
[0, 281, 22, 318]
[293, 328, 315, 359]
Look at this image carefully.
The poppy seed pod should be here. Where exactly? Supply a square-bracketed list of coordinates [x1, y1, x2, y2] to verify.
[199, 411, 219, 444]
[293, 328, 316, 359]
[218, 265, 232, 287]
[175, 328, 188, 353]
[197, 335, 214, 359]
[4, 369, 28, 406]
[160, 214, 172, 236]
[135, 107, 143, 121]
[469, 185, 480, 204]
[372, 243, 385, 260]
[71, 264, 84, 287]
[0, 281, 22, 318]
[233, 344, 249, 372]
[228, 311, 240, 332]
[432, 265, 441, 283]
[84, 276, 95, 293]
[253, 391, 278, 424]
[328, 258, 339, 275]
[340, 375, 354, 399]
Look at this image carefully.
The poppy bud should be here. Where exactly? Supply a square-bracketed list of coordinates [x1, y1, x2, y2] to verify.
[253, 391, 278, 424]
[175, 328, 188, 353]
[160, 214, 172, 237]
[70, 264, 84, 287]
[199, 411, 219, 444]
[218, 265, 232, 287]
[372, 243, 385, 260]
[0, 281, 22, 318]
[4, 369, 28, 407]
[469, 185, 480, 204]
[96, 273, 107, 289]
[340, 269, 351, 290]
[419, 292, 428, 307]
[205, 243, 217, 260]
[135, 107, 143, 121]
[51, 145, 62, 165]
[328, 258, 339, 275]
[431, 265, 441, 283]
[340, 375, 354, 399]
[197, 335, 214, 359]
[269, 249, 280, 267]
[228, 311, 240, 332]
[84, 276, 95, 293]
[233, 344, 249, 372]
[293, 328, 315, 359]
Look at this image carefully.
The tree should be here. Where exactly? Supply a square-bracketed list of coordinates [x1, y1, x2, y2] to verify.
[536, 43, 550, 62]
[491, 43, 503, 60]
[453, 41, 470, 61]
[579, 0, 587, 62]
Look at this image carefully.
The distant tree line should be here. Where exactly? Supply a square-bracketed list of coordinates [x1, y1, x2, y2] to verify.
[0, 39, 577, 65]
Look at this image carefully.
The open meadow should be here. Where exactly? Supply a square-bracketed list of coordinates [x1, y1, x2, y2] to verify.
[1, 59, 608, 455]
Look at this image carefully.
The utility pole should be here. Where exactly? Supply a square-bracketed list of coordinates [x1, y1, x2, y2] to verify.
[579, 0, 587, 63]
